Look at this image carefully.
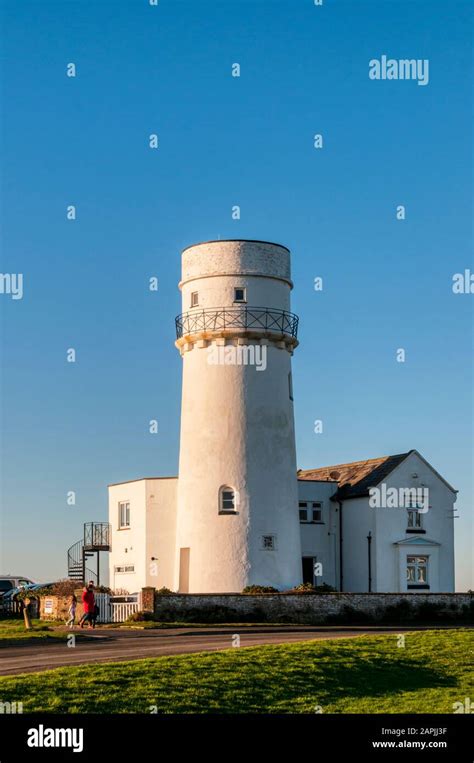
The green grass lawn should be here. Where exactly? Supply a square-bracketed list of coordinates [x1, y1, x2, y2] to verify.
[0, 629, 472, 713]
[0, 618, 67, 643]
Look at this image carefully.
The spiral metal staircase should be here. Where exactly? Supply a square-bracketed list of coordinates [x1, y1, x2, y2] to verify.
[67, 522, 111, 586]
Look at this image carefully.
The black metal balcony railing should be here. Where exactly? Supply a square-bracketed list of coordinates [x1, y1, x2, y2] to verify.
[175, 306, 299, 340]
[84, 522, 111, 551]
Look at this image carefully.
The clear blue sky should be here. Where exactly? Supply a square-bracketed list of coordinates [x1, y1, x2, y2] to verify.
[1, 0, 472, 589]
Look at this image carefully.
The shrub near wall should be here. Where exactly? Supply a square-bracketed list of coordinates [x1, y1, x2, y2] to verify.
[152, 592, 474, 625]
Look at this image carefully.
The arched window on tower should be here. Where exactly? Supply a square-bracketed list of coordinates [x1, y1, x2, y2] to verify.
[219, 486, 236, 514]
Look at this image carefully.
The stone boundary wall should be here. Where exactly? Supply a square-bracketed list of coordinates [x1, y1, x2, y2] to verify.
[38, 591, 85, 621]
[150, 592, 473, 624]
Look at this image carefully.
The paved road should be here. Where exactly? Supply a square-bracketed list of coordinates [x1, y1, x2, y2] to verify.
[0, 625, 462, 676]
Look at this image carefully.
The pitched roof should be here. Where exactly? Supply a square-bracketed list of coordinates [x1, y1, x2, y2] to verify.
[297, 452, 411, 500]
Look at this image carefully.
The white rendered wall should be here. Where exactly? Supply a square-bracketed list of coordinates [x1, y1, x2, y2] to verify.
[372, 452, 455, 593]
[340, 496, 375, 593]
[175, 241, 302, 592]
[298, 480, 339, 589]
[146, 478, 178, 590]
[108, 481, 147, 594]
[108, 478, 178, 593]
[341, 451, 456, 593]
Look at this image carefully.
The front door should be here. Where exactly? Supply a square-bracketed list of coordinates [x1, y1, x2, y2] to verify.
[179, 548, 190, 593]
[302, 556, 315, 585]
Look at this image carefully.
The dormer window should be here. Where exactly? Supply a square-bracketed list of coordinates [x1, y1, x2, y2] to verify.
[234, 287, 246, 303]
[191, 291, 199, 307]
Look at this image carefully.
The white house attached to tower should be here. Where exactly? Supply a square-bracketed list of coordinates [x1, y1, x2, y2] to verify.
[108, 240, 456, 595]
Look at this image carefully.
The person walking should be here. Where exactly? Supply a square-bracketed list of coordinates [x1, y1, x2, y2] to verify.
[65, 594, 77, 629]
[79, 583, 96, 629]
[87, 580, 99, 629]
[90, 601, 100, 628]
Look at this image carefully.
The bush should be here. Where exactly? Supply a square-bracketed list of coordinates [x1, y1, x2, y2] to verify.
[15, 581, 73, 601]
[286, 582, 337, 594]
[126, 611, 155, 622]
[242, 585, 279, 594]
[155, 587, 174, 595]
[286, 583, 315, 594]
[18, 581, 112, 601]
[45, 580, 79, 596]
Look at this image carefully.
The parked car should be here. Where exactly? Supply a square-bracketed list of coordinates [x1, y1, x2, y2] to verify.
[1, 581, 53, 614]
[0, 576, 36, 599]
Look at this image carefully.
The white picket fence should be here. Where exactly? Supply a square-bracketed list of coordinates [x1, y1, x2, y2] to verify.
[110, 600, 141, 622]
[94, 592, 111, 623]
[95, 592, 141, 623]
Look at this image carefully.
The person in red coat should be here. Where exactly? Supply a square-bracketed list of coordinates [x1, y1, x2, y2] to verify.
[79, 584, 96, 629]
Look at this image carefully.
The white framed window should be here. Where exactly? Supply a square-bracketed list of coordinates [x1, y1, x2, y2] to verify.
[191, 291, 199, 307]
[312, 502, 323, 522]
[219, 486, 236, 514]
[407, 509, 422, 530]
[118, 501, 130, 529]
[406, 555, 429, 587]
[299, 502, 308, 522]
[299, 501, 323, 523]
[233, 287, 246, 303]
[114, 565, 135, 574]
[262, 535, 276, 550]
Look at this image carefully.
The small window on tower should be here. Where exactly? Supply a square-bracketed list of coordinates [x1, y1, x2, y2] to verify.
[288, 372, 293, 401]
[234, 287, 246, 303]
[262, 535, 276, 550]
[191, 291, 199, 307]
[219, 486, 236, 514]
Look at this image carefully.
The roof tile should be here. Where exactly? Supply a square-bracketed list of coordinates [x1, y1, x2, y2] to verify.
[298, 452, 410, 500]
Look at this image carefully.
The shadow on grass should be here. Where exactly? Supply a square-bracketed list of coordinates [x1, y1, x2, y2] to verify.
[181, 648, 457, 712]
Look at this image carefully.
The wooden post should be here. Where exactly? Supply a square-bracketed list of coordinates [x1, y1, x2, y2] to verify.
[22, 598, 32, 630]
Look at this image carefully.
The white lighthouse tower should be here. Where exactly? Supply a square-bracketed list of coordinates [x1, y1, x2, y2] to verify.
[174, 240, 302, 593]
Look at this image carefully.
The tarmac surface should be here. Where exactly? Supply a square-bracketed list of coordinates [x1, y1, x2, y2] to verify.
[0, 624, 466, 675]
